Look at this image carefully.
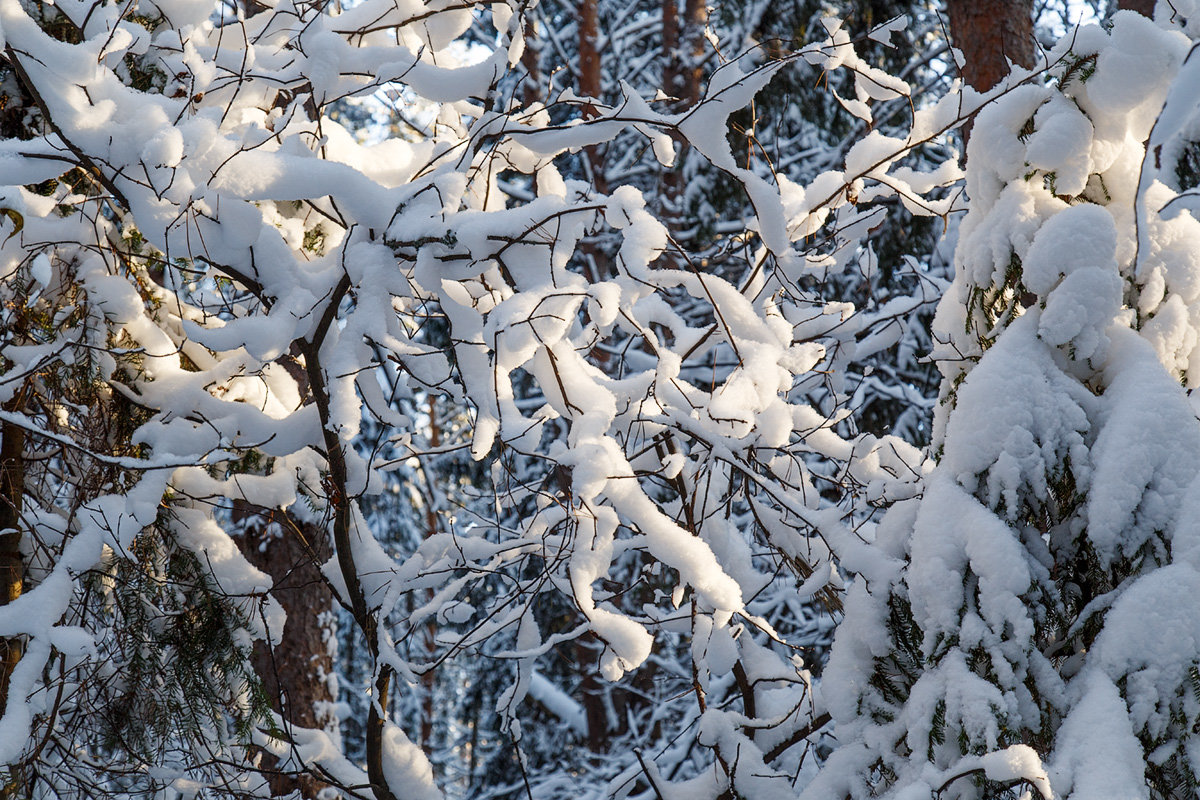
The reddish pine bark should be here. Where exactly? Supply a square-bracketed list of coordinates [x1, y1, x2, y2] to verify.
[660, 0, 708, 246]
[1118, 0, 1155, 16]
[578, 0, 607, 193]
[662, 0, 679, 98]
[575, 636, 609, 753]
[680, 0, 707, 108]
[0, 405, 24, 718]
[946, 0, 1034, 93]
[240, 508, 336, 798]
[521, 16, 541, 107]
[236, 349, 336, 798]
[946, 0, 1034, 148]
[419, 396, 440, 749]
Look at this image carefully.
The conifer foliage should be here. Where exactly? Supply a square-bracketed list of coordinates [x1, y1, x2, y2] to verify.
[812, 9, 1200, 800]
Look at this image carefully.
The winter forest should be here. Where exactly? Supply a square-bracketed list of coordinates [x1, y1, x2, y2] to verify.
[9, 0, 1200, 797]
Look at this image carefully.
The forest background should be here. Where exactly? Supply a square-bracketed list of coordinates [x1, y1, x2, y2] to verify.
[2, 0, 1198, 799]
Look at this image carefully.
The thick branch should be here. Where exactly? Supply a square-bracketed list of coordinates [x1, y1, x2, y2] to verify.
[4, 46, 132, 211]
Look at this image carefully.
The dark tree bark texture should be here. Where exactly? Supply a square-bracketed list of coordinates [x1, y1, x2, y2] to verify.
[578, 0, 607, 194]
[1118, 0, 1155, 16]
[521, 17, 541, 107]
[0, 409, 24, 718]
[946, 0, 1034, 149]
[945, 0, 1035, 94]
[239, 508, 336, 799]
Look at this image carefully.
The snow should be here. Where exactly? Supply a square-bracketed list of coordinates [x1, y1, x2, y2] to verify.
[1085, 11, 1188, 139]
[978, 745, 1052, 797]
[1021, 203, 1118, 297]
[0, 639, 51, 763]
[1038, 266, 1122, 361]
[1024, 94, 1095, 197]
[1051, 670, 1151, 800]
[1086, 329, 1200, 564]
[941, 314, 1094, 514]
[810, 11, 1200, 798]
[381, 722, 443, 800]
[527, 670, 588, 737]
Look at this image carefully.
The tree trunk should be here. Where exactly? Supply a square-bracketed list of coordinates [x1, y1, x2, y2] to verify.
[680, 0, 706, 109]
[662, 0, 705, 108]
[946, 0, 1034, 147]
[578, 0, 607, 194]
[945, 0, 1034, 93]
[239, 507, 336, 799]
[234, 347, 336, 798]
[0, 70, 33, 735]
[1118, 0, 1155, 15]
[418, 396, 440, 750]
[0, 406, 24, 719]
[662, 0, 679, 100]
[521, 16, 541, 107]
[575, 636, 609, 753]
[660, 0, 709, 256]
[578, 0, 601, 110]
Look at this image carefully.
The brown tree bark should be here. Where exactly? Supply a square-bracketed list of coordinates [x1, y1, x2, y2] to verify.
[578, 0, 601, 110]
[418, 396, 440, 750]
[946, 0, 1034, 148]
[680, 0, 707, 109]
[578, 0, 607, 194]
[1118, 0, 1155, 16]
[660, 0, 708, 253]
[0, 64, 34, 742]
[945, 0, 1035, 94]
[575, 636, 609, 753]
[521, 16, 541, 107]
[234, 347, 336, 799]
[661, 0, 706, 107]
[662, 0, 678, 98]
[238, 507, 336, 799]
[0, 403, 25, 719]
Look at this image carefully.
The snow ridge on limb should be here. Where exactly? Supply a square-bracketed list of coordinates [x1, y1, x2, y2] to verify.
[815, 10, 1200, 800]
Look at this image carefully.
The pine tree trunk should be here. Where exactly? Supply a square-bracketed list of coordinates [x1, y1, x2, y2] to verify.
[946, 0, 1034, 147]
[662, 0, 678, 100]
[945, 0, 1034, 93]
[521, 16, 541, 107]
[240, 508, 336, 799]
[1118, 0, 1155, 15]
[680, 0, 706, 109]
[578, 0, 607, 194]
[419, 396, 440, 750]
[0, 67, 32, 743]
[576, 636, 609, 753]
[661, 0, 681, 228]
[234, 348, 336, 799]
[0, 401, 25, 722]
[661, 0, 707, 256]
[662, 0, 705, 107]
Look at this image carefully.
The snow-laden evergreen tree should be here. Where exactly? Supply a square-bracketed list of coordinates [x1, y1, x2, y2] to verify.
[808, 9, 1200, 799]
